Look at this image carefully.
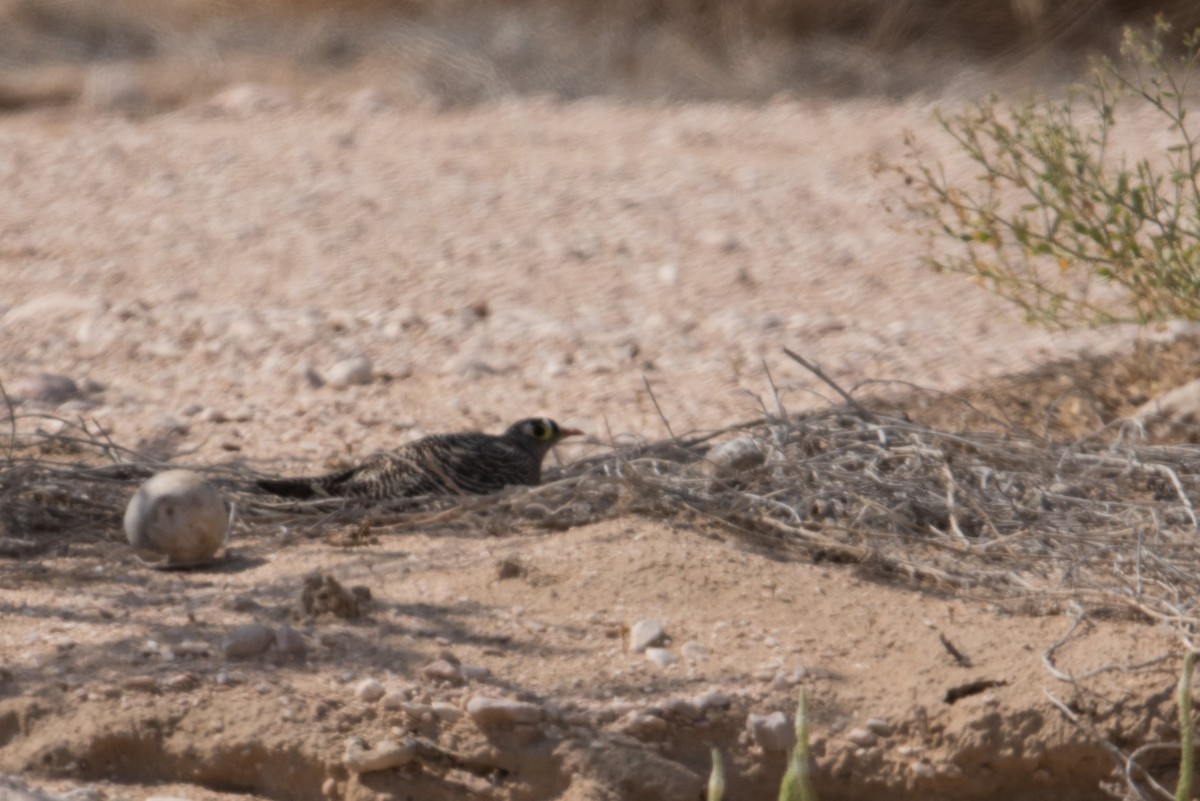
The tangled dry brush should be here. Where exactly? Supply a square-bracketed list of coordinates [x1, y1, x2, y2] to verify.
[4, 365, 1200, 638]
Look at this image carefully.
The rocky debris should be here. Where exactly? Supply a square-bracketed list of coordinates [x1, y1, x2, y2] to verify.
[222, 624, 276, 659]
[422, 659, 465, 684]
[628, 619, 667, 653]
[432, 701, 463, 722]
[846, 727, 879, 748]
[342, 736, 416, 773]
[866, 717, 894, 737]
[355, 678, 386, 703]
[615, 710, 667, 740]
[645, 647, 678, 668]
[747, 711, 795, 752]
[274, 625, 309, 660]
[326, 355, 373, 388]
[8, 373, 80, 404]
[693, 689, 732, 713]
[0, 775, 72, 801]
[123, 470, 227, 566]
[380, 691, 407, 710]
[466, 696, 543, 727]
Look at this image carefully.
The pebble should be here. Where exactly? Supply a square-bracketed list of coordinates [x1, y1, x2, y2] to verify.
[846, 727, 879, 748]
[747, 711, 795, 752]
[355, 678, 386, 703]
[124, 470, 227, 566]
[866, 718, 894, 737]
[275, 625, 309, 659]
[422, 659, 464, 684]
[342, 736, 416, 773]
[911, 761, 936, 779]
[380, 691, 407, 710]
[693, 689, 732, 713]
[466, 696, 543, 726]
[222, 624, 275, 659]
[628, 619, 667, 653]
[327, 355, 373, 388]
[708, 437, 766, 474]
[644, 647, 678, 668]
[432, 701, 463, 722]
[9, 373, 79, 404]
[663, 697, 701, 720]
[615, 710, 667, 740]
[460, 663, 491, 680]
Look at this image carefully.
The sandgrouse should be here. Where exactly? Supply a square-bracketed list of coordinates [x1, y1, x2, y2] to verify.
[256, 417, 582, 500]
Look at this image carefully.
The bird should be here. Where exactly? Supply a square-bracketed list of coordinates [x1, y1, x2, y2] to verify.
[256, 417, 582, 500]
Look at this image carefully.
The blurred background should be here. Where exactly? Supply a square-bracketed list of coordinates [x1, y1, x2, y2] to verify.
[1, 0, 1195, 112]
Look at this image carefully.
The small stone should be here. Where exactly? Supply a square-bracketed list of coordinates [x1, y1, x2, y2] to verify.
[432, 701, 463, 722]
[615, 710, 667, 740]
[680, 641, 707, 663]
[912, 761, 936, 779]
[693, 689, 731, 713]
[466, 696, 543, 726]
[322, 776, 338, 798]
[10, 373, 79, 404]
[380, 691, 407, 710]
[326, 355, 373, 388]
[275, 625, 309, 659]
[422, 659, 464, 684]
[747, 711, 795, 752]
[460, 664, 490, 680]
[846, 727, 879, 747]
[628, 619, 667, 653]
[302, 365, 325, 389]
[663, 697, 701, 720]
[866, 718, 893, 737]
[124, 470, 227, 566]
[222, 624, 275, 659]
[644, 647, 678, 667]
[342, 736, 416, 773]
[355, 678, 386, 703]
[709, 437, 766, 474]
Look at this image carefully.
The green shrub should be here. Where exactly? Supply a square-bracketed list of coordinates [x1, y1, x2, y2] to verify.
[897, 18, 1200, 327]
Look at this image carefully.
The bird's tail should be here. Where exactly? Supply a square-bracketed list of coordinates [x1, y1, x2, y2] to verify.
[256, 465, 359, 499]
[255, 476, 320, 499]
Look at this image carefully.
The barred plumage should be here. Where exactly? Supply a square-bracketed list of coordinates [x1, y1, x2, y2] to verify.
[257, 418, 581, 500]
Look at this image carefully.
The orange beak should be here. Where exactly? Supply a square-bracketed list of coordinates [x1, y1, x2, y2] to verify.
[559, 427, 584, 438]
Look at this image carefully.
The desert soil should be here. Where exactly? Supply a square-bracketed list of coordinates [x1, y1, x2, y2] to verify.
[2, 83, 1200, 801]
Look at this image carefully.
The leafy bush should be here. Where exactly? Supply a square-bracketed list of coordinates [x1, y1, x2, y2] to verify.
[896, 19, 1200, 327]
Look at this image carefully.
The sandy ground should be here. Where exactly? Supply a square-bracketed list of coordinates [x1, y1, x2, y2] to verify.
[1, 85, 1198, 801]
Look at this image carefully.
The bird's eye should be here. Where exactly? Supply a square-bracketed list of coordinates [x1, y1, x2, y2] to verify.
[530, 422, 548, 439]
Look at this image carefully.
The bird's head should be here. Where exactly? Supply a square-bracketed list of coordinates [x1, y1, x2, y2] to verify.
[506, 418, 583, 455]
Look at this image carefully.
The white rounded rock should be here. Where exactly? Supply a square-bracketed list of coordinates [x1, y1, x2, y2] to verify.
[123, 470, 227, 565]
